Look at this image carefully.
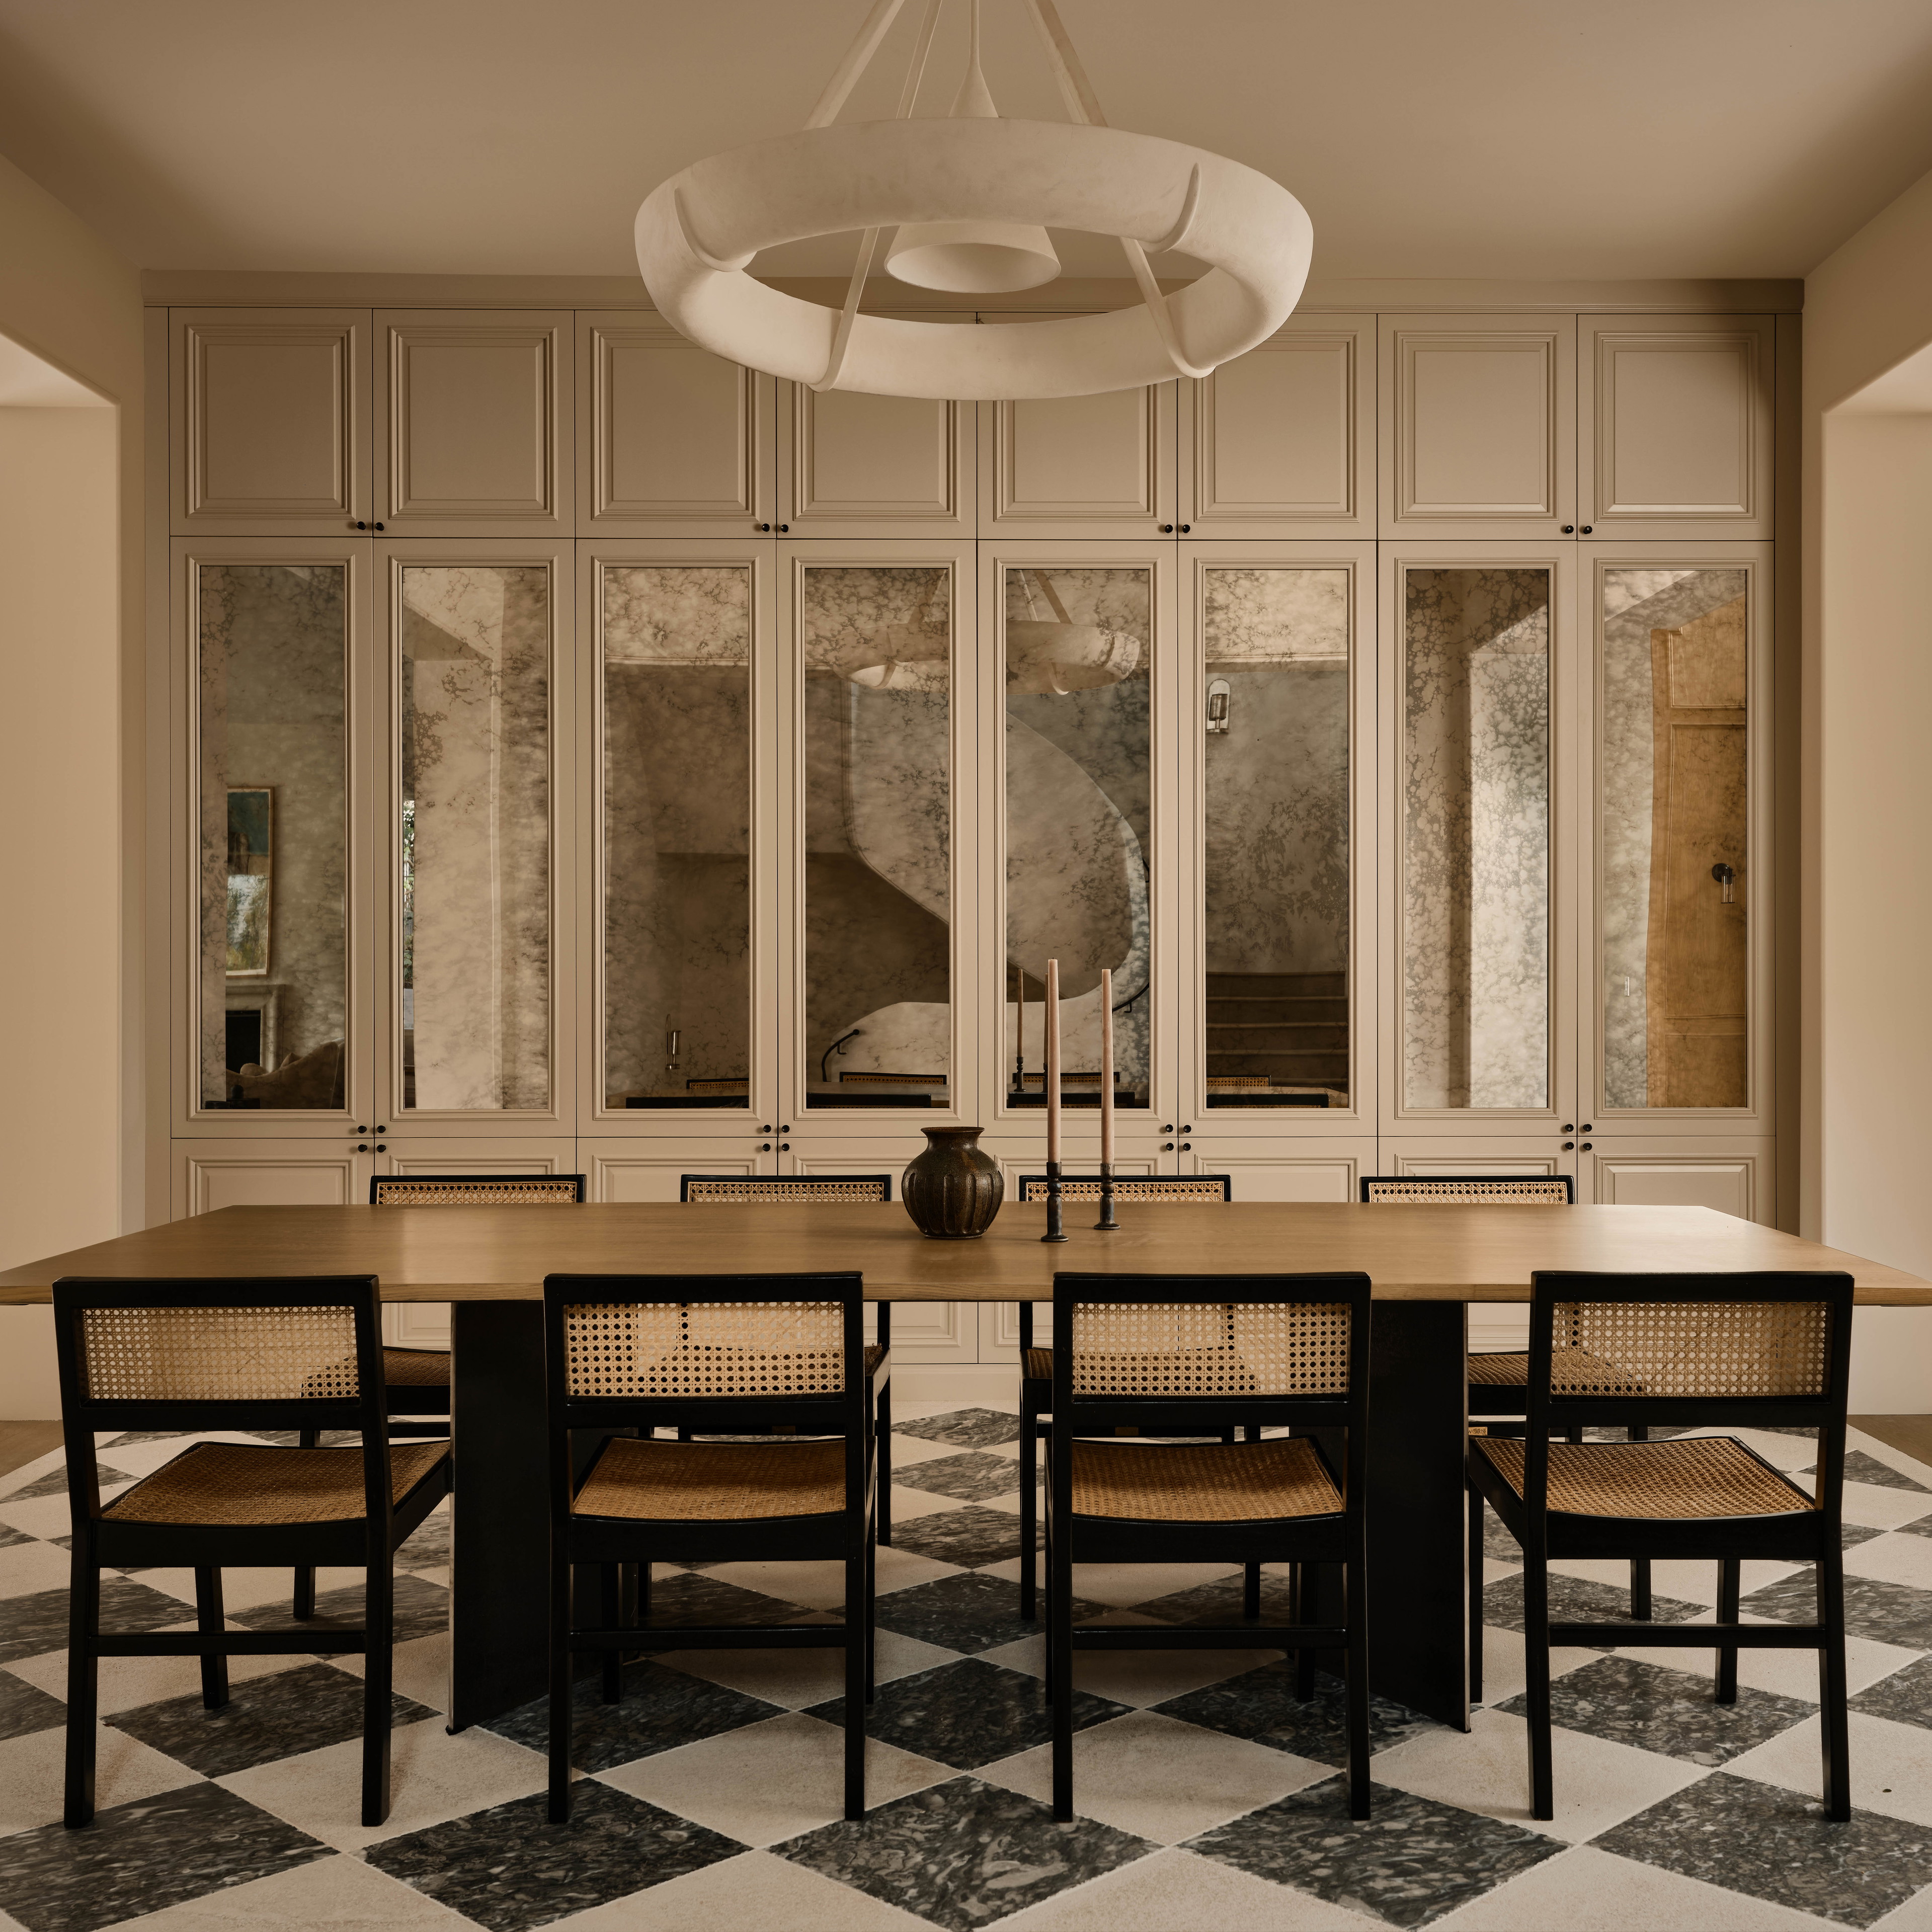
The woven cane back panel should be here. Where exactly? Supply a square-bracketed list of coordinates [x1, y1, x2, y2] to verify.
[1552, 1300, 1832, 1400]
[1364, 1178, 1571, 1205]
[79, 1306, 361, 1402]
[1019, 1178, 1230, 1204]
[1070, 1302, 1351, 1397]
[371, 1178, 581, 1207]
[563, 1301, 846, 1398]
[684, 1177, 889, 1204]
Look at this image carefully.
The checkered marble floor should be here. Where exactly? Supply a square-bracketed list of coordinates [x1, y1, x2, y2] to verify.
[4, 1408, 1932, 1931]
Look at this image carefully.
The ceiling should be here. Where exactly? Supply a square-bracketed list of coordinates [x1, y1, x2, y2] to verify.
[2, 0, 1930, 283]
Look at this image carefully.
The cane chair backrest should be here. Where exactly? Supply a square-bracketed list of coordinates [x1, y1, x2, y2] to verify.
[370, 1175, 586, 1206]
[680, 1175, 892, 1204]
[1361, 1175, 1573, 1205]
[1018, 1175, 1232, 1204]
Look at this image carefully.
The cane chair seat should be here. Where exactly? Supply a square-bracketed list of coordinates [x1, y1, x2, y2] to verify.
[1466, 1347, 1646, 1393]
[382, 1348, 452, 1387]
[574, 1435, 846, 1522]
[1071, 1435, 1342, 1523]
[1476, 1434, 1814, 1521]
[103, 1440, 449, 1527]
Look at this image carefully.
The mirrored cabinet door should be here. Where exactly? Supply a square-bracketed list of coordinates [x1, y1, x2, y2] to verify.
[1179, 544, 1375, 1132]
[178, 539, 369, 1131]
[1589, 547, 1769, 1128]
[377, 542, 573, 1132]
[587, 542, 774, 1134]
[1381, 547, 1577, 1130]
[780, 544, 976, 1130]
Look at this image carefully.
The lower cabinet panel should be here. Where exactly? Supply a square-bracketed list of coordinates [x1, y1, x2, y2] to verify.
[584, 1142, 757, 1202]
[172, 1139, 368, 1218]
[1584, 1138, 1774, 1224]
[1185, 1138, 1375, 1201]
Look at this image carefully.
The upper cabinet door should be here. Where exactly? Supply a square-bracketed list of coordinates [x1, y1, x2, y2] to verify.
[1380, 314, 1575, 539]
[172, 308, 369, 535]
[1178, 316, 1373, 538]
[979, 313, 1175, 537]
[778, 312, 971, 538]
[578, 311, 773, 537]
[374, 310, 570, 536]
[1579, 314, 1775, 541]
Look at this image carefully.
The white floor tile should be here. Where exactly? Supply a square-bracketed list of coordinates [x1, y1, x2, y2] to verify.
[697, 1558, 858, 1611]
[1474, 1626, 1603, 1709]
[655, 1629, 955, 1707]
[0, 1539, 80, 1600]
[0, 1487, 131, 1541]
[1544, 1557, 1802, 1605]
[1371, 1706, 1708, 1843]
[1848, 1434, 1932, 1489]
[886, 1430, 993, 1468]
[0, 1721, 197, 1833]
[8, 1624, 308, 1714]
[1725, 1709, 1932, 1828]
[218, 1715, 546, 1851]
[978, 1710, 1329, 1843]
[1050, 1561, 1241, 1609]
[92, 1850, 471, 1930]
[1842, 1483, 1932, 1532]
[125, 1565, 364, 1613]
[326, 1631, 450, 1713]
[1847, 1533, 1932, 1593]
[881, 1485, 972, 1522]
[0, 1450, 66, 1497]
[873, 1546, 969, 1593]
[596, 1710, 948, 1846]
[1609, 1625, 1919, 1705]
[996, 1845, 1387, 1930]
[978, 1633, 1284, 1707]
[544, 1848, 935, 1931]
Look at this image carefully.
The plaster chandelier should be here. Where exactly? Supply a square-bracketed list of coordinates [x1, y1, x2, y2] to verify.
[634, 0, 1314, 401]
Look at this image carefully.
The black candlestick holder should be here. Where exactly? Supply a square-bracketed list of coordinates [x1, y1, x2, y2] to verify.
[1041, 1158, 1068, 1242]
[1094, 1161, 1119, 1231]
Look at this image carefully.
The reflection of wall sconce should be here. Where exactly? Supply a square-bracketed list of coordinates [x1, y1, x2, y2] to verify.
[1712, 862, 1736, 905]
[1206, 678, 1231, 735]
[665, 1018, 681, 1074]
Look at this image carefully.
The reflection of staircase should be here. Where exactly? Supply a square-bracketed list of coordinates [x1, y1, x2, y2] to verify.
[1206, 972, 1349, 1091]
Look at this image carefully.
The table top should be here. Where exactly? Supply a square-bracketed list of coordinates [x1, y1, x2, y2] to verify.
[1, 1202, 1925, 1304]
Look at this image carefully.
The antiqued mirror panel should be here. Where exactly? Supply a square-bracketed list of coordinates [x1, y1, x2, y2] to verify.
[1402, 567, 1551, 1110]
[398, 564, 551, 1111]
[803, 565, 953, 1110]
[602, 565, 752, 1110]
[1601, 567, 1749, 1109]
[198, 562, 348, 1110]
[1202, 567, 1350, 1109]
[1004, 565, 1152, 1108]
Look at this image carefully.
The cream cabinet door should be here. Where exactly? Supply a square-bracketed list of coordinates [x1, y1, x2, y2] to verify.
[374, 310, 570, 536]
[171, 308, 369, 535]
[577, 312, 773, 537]
[1375, 1137, 1578, 1182]
[1581, 1136, 1773, 1223]
[778, 314, 972, 537]
[584, 1143, 765, 1200]
[1177, 316, 1373, 537]
[1380, 314, 1575, 538]
[1182, 1139, 1373, 1201]
[172, 1139, 369, 1217]
[1579, 314, 1775, 540]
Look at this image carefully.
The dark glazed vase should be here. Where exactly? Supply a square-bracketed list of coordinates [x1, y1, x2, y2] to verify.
[901, 1126, 1004, 1239]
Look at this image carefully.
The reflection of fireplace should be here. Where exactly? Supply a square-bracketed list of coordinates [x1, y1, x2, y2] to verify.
[223, 982, 283, 1070]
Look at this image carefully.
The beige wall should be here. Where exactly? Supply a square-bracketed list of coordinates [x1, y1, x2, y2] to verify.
[1803, 164, 1932, 1408]
[0, 153, 143, 1416]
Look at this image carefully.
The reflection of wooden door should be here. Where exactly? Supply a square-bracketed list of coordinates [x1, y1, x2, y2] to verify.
[1646, 596, 1747, 1105]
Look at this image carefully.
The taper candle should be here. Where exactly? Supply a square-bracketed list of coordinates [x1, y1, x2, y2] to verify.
[1045, 957, 1061, 1165]
[1099, 967, 1114, 1167]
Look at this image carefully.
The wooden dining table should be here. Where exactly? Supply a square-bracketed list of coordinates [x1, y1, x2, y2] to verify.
[4, 1199, 1925, 1732]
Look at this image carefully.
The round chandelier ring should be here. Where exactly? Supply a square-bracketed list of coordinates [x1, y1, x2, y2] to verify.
[635, 116, 1313, 401]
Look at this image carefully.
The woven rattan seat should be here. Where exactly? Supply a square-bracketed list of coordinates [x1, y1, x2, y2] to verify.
[1071, 1435, 1342, 1523]
[103, 1440, 449, 1527]
[574, 1436, 845, 1521]
[1476, 1434, 1814, 1521]
[382, 1348, 451, 1387]
[1466, 1347, 1645, 1393]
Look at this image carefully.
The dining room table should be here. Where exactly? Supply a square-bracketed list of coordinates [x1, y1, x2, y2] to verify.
[4, 1198, 1925, 1731]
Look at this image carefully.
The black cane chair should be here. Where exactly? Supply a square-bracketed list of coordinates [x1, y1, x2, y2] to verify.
[288, 1173, 584, 1619]
[1015, 1174, 1234, 1618]
[681, 1175, 895, 1540]
[1044, 1271, 1373, 1821]
[542, 1272, 876, 1823]
[1470, 1269, 1855, 1821]
[53, 1274, 450, 1829]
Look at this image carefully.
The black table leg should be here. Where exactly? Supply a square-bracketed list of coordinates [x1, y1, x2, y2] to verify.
[1366, 1301, 1470, 1729]
[448, 1301, 550, 1730]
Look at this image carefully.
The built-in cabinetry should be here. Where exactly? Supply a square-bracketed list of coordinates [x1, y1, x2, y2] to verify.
[157, 295, 1788, 1383]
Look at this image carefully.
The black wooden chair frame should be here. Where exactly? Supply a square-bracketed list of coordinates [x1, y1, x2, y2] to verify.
[1045, 1270, 1373, 1821]
[53, 1273, 449, 1830]
[1467, 1268, 1855, 1821]
[542, 1271, 877, 1823]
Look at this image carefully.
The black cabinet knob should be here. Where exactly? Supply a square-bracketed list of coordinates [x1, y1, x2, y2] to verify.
[759, 1141, 772, 1152]
[760, 1124, 773, 1133]
[1159, 524, 1174, 533]
[1161, 1124, 1174, 1134]
[757, 523, 772, 532]
[357, 1142, 369, 1152]
[1580, 1141, 1592, 1151]
[356, 1125, 368, 1134]
[353, 521, 368, 531]
[1179, 1141, 1191, 1151]
[1181, 1124, 1193, 1134]
[375, 1143, 386, 1152]
[776, 523, 790, 532]
[1179, 523, 1191, 533]
[1561, 525, 1574, 534]
[1161, 1141, 1175, 1151]
[1579, 524, 1592, 534]
[1561, 1123, 1574, 1133]
[1561, 1141, 1575, 1151]
[779, 1142, 790, 1151]
[1580, 1123, 1593, 1133]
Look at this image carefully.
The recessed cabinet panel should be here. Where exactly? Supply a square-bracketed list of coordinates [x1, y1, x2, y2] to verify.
[585, 1144, 761, 1201]
[1381, 315, 1574, 536]
[376, 311, 569, 534]
[1378, 1137, 1575, 1181]
[1185, 1142, 1371, 1201]
[1580, 315, 1775, 539]
[579, 313, 772, 535]
[173, 309, 368, 534]
[1585, 1140, 1770, 1223]
[173, 1140, 365, 1217]
[1179, 317, 1372, 536]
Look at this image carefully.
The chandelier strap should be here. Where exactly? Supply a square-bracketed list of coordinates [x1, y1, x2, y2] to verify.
[1018, 0, 1107, 127]
[815, 0, 945, 393]
[804, 0, 913, 130]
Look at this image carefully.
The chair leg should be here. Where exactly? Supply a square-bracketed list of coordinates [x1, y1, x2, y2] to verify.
[844, 1544, 866, 1820]
[1019, 1398, 1040, 1620]
[1243, 1561, 1261, 1620]
[1344, 1551, 1371, 1820]
[1293, 1565, 1316, 1701]
[865, 1506, 878, 1703]
[1627, 1426, 1652, 1617]
[1049, 1456, 1074, 1822]
[293, 1425, 319, 1619]
[195, 1566, 229, 1711]
[548, 1540, 575, 1824]
[63, 1552, 99, 1829]
[600, 1565, 622, 1704]
[1468, 1482, 1484, 1705]
[360, 1558, 393, 1829]
[876, 1378, 893, 1549]
[1714, 1557, 1740, 1705]
[1524, 1552, 1554, 1822]
[1819, 1544, 1851, 1822]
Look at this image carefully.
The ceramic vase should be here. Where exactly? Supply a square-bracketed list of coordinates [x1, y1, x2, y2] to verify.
[901, 1126, 1004, 1238]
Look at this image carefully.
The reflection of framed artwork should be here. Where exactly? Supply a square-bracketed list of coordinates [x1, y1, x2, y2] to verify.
[225, 785, 273, 977]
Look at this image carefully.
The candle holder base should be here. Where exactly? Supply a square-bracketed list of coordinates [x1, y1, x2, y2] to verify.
[1041, 1160, 1069, 1243]
[1094, 1162, 1119, 1231]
